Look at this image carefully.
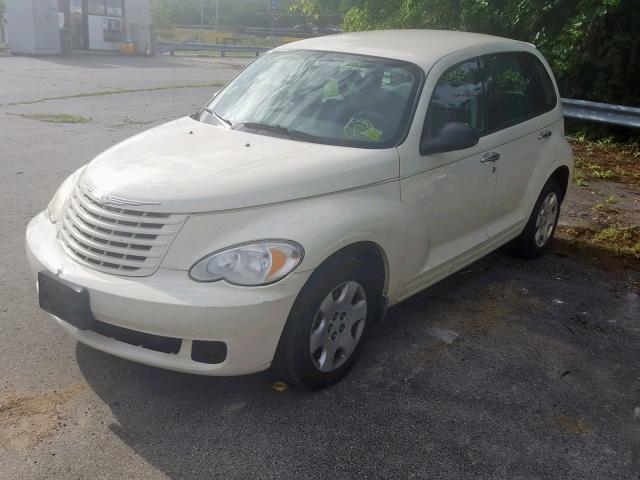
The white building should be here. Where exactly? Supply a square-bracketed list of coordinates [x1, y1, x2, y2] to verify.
[5, 0, 151, 55]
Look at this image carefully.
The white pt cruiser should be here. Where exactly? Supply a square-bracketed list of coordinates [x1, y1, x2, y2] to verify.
[26, 30, 573, 389]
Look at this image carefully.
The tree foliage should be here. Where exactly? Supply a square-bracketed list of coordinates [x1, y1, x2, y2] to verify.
[320, 0, 639, 105]
[151, 0, 639, 104]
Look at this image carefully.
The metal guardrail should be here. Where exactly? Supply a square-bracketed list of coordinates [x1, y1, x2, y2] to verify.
[561, 98, 640, 129]
[157, 42, 270, 57]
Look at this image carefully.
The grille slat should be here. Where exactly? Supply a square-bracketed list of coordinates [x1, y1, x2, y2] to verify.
[62, 218, 162, 259]
[67, 212, 169, 247]
[78, 193, 183, 225]
[58, 183, 187, 276]
[69, 195, 180, 236]
[60, 228, 155, 268]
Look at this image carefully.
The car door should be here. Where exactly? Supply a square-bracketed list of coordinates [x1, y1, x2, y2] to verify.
[397, 58, 498, 296]
[481, 52, 560, 239]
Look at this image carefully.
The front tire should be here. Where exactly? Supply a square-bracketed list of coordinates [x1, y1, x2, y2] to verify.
[273, 254, 381, 390]
[510, 178, 562, 258]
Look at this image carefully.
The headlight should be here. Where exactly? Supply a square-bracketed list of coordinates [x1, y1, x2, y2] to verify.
[47, 168, 82, 223]
[47, 166, 86, 223]
[189, 240, 304, 285]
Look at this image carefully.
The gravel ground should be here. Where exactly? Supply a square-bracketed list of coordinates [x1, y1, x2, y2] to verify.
[1, 54, 639, 480]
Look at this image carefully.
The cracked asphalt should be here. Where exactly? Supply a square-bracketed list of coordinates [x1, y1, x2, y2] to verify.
[1, 53, 639, 479]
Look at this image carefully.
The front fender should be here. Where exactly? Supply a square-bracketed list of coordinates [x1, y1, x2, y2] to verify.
[162, 181, 408, 300]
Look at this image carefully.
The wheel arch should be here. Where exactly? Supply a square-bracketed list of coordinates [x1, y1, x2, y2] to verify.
[313, 240, 390, 298]
[549, 165, 570, 201]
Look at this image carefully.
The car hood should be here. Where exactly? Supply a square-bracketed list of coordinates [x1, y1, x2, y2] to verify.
[82, 117, 399, 213]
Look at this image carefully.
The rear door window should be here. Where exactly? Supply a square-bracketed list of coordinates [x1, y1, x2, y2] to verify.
[483, 52, 557, 132]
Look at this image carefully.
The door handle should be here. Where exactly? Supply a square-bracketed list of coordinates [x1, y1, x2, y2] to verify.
[539, 129, 552, 140]
[480, 152, 500, 163]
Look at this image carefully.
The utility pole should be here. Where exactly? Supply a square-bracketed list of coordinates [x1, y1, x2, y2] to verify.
[215, 0, 219, 33]
[200, 0, 205, 42]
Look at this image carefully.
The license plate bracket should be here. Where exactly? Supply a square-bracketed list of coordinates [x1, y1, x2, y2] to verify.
[38, 271, 92, 330]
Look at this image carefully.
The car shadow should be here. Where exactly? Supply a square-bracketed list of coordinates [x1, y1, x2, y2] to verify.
[75, 247, 640, 479]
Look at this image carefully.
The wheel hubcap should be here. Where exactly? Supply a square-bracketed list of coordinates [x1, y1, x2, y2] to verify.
[309, 280, 367, 373]
[534, 192, 558, 248]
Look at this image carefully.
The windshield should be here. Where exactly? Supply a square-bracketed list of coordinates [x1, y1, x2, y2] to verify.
[198, 50, 423, 148]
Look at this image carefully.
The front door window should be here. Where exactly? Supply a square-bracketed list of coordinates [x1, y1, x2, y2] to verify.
[423, 59, 484, 142]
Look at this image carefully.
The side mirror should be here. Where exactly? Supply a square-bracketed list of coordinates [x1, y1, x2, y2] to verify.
[420, 122, 480, 155]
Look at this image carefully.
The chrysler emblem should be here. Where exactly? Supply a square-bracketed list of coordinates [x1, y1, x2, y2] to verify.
[85, 181, 161, 206]
[84, 181, 161, 207]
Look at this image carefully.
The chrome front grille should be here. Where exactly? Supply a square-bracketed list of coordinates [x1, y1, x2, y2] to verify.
[59, 184, 187, 276]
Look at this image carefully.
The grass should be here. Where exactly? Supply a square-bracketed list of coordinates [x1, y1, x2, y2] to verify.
[568, 135, 640, 186]
[557, 225, 640, 259]
[1, 81, 226, 107]
[574, 156, 619, 181]
[574, 176, 589, 187]
[9, 113, 91, 123]
[592, 227, 640, 258]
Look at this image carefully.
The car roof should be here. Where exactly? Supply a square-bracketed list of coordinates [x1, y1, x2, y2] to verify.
[275, 29, 532, 69]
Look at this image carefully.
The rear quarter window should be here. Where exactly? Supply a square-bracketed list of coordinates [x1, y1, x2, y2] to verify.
[529, 55, 557, 114]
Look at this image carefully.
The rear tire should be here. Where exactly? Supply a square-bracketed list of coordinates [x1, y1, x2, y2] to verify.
[273, 253, 381, 390]
[510, 178, 562, 258]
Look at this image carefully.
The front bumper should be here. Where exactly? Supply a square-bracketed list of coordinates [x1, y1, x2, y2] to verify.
[25, 211, 311, 375]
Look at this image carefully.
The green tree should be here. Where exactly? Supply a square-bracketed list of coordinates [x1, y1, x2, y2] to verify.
[318, 0, 640, 105]
[152, 0, 293, 28]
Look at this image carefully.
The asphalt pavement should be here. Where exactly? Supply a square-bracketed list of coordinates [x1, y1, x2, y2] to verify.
[0, 53, 639, 480]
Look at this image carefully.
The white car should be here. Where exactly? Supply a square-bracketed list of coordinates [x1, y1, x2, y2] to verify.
[26, 30, 573, 389]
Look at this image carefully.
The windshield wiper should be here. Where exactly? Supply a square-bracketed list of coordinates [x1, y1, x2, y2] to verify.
[238, 122, 320, 142]
[203, 107, 232, 127]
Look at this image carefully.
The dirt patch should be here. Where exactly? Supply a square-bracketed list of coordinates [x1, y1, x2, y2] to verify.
[0, 384, 85, 451]
[559, 148, 640, 260]
[453, 280, 548, 337]
[569, 137, 640, 186]
[407, 280, 549, 367]
[551, 415, 595, 435]
[408, 341, 450, 367]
